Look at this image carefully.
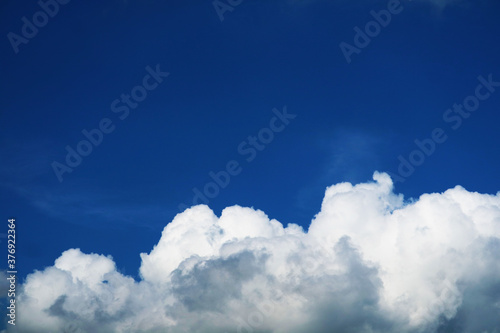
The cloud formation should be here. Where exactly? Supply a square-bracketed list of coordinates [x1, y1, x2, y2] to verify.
[9, 172, 500, 332]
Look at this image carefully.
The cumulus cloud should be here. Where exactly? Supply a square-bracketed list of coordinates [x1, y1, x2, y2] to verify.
[10, 172, 500, 332]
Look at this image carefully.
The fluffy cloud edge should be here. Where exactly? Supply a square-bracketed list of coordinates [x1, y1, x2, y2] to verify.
[8, 172, 500, 333]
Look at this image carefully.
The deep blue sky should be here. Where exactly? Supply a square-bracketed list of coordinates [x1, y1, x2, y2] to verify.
[1, 0, 499, 280]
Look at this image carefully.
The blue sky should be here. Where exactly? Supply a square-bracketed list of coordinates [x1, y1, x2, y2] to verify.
[1, 0, 500, 280]
[1, 1, 500, 331]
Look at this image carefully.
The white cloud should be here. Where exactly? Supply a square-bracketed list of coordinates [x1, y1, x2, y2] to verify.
[12, 172, 500, 332]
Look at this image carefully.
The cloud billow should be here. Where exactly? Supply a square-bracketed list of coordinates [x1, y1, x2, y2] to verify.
[10, 172, 500, 333]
